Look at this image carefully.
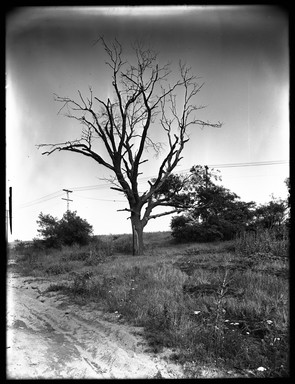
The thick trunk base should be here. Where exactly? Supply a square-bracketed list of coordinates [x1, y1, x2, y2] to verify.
[131, 219, 144, 256]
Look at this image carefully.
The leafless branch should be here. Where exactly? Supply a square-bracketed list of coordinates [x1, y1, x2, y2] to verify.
[38, 37, 222, 253]
[147, 209, 181, 221]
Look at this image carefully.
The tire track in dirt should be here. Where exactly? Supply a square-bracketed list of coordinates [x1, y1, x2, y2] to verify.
[6, 271, 183, 379]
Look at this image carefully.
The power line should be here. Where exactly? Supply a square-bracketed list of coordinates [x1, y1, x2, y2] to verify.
[12, 199, 64, 217]
[219, 173, 288, 181]
[15, 189, 126, 210]
[207, 160, 289, 169]
[175, 160, 289, 175]
[16, 190, 65, 209]
[131, 160, 289, 185]
[70, 183, 111, 191]
[15, 159, 289, 208]
[74, 194, 126, 203]
[68, 160, 288, 191]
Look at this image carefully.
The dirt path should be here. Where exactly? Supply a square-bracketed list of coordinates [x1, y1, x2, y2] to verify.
[6, 267, 183, 379]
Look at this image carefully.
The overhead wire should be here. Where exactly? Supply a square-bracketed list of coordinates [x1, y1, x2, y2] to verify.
[69, 183, 112, 191]
[16, 190, 65, 209]
[15, 159, 289, 209]
[74, 194, 126, 203]
[207, 159, 288, 168]
[174, 160, 289, 176]
[68, 160, 289, 190]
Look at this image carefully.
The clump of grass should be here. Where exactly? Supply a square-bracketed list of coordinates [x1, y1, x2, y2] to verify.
[62, 255, 288, 375]
[77, 252, 289, 376]
[90, 234, 134, 255]
[14, 244, 46, 266]
[235, 227, 289, 258]
[11, 232, 289, 377]
[44, 283, 68, 293]
[58, 241, 112, 265]
[45, 263, 72, 275]
[91, 237, 114, 257]
[13, 238, 115, 277]
[69, 270, 93, 294]
[112, 234, 133, 254]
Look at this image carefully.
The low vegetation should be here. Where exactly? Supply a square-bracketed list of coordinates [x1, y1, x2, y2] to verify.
[10, 228, 289, 378]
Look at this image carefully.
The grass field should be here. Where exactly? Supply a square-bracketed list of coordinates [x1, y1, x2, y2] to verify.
[9, 229, 289, 378]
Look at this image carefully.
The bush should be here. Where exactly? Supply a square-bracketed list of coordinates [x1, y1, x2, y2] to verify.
[170, 216, 194, 242]
[171, 212, 260, 243]
[58, 211, 93, 246]
[171, 217, 226, 242]
[36, 211, 93, 248]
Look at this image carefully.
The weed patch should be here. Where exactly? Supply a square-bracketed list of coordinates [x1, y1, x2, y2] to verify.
[11, 230, 289, 377]
[45, 263, 72, 275]
[44, 283, 68, 293]
[235, 228, 289, 258]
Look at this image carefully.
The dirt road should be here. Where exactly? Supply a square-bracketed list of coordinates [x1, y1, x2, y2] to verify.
[6, 266, 183, 379]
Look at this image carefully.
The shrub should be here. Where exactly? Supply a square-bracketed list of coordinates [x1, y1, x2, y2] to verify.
[58, 211, 93, 246]
[171, 217, 224, 242]
[36, 211, 93, 248]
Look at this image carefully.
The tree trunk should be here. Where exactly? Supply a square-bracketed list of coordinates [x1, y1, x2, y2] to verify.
[131, 213, 144, 256]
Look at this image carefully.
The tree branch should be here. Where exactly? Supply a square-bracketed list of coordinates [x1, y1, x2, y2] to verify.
[147, 209, 181, 221]
[37, 142, 114, 171]
[37, 38, 222, 248]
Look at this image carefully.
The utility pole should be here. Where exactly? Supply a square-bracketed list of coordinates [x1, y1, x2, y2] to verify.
[62, 189, 73, 212]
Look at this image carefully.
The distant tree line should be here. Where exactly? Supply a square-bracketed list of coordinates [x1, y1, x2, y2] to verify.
[169, 166, 289, 242]
[14, 166, 288, 251]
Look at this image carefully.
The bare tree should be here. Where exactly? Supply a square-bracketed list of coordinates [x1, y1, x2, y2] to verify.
[37, 38, 222, 255]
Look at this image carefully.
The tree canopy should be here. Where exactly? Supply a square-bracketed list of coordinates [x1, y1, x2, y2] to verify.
[171, 166, 289, 242]
[171, 165, 256, 242]
[37, 38, 221, 254]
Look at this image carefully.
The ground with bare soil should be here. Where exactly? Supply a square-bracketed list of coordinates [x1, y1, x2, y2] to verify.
[7, 232, 288, 379]
[6, 265, 184, 379]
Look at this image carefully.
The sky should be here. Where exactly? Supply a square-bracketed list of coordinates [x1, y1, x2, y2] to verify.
[6, 5, 289, 242]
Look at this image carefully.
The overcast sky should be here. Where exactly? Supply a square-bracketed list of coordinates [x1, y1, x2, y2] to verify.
[6, 5, 289, 241]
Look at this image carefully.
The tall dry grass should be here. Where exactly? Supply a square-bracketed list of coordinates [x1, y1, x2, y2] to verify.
[11, 229, 289, 377]
[234, 227, 289, 257]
